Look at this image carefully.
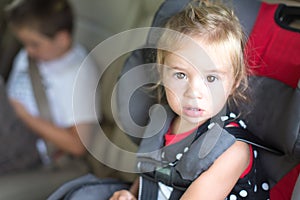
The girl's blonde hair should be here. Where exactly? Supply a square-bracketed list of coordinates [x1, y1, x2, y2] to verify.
[156, 0, 249, 108]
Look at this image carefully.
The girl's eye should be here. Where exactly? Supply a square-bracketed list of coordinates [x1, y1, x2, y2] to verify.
[207, 75, 217, 82]
[175, 72, 186, 80]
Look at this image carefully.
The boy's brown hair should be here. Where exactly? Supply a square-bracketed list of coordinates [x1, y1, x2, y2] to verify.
[5, 0, 74, 38]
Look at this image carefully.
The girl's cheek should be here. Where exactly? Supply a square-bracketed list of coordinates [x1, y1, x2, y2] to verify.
[208, 84, 228, 113]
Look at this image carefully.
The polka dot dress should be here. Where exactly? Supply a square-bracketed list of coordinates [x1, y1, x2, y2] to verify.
[225, 147, 270, 199]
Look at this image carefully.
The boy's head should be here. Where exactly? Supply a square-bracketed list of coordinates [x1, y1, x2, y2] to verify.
[156, 1, 249, 108]
[5, 0, 74, 61]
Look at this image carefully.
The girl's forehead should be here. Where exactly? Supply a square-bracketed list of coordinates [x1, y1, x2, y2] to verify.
[164, 45, 233, 75]
[172, 35, 230, 60]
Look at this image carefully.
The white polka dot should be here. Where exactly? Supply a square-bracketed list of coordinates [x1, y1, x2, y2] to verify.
[254, 150, 258, 158]
[229, 112, 237, 118]
[254, 185, 257, 192]
[176, 153, 183, 160]
[262, 182, 269, 191]
[239, 120, 247, 129]
[137, 162, 141, 169]
[161, 151, 165, 159]
[229, 194, 237, 200]
[239, 190, 248, 197]
[208, 122, 215, 129]
[221, 116, 229, 121]
[184, 147, 189, 153]
[248, 180, 252, 185]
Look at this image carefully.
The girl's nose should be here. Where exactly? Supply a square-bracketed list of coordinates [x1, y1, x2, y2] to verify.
[184, 77, 206, 99]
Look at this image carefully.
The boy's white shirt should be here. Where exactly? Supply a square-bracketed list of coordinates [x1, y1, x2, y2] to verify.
[7, 43, 100, 128]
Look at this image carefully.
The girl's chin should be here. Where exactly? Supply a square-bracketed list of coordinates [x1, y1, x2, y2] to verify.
[181, 116, 209, 127]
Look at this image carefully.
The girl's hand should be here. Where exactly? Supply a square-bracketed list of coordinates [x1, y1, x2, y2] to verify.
[109, 190, 137, 200]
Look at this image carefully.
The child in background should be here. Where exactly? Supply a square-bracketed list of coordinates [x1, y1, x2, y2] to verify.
[110, 1, 270, 199]
[5, 0, 99, 166]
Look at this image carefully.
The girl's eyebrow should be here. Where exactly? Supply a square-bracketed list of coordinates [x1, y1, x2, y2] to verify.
[164, 61, 188, 71]
[165, 61, 229, 75]
[169, 66, 186, 71]
[204, 68, 228, 75]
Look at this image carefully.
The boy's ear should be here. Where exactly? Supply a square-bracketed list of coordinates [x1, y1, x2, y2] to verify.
[54, 30, 71, 47]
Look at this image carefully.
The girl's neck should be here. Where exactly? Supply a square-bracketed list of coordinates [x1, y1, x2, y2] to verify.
[171, 116, 204, 135]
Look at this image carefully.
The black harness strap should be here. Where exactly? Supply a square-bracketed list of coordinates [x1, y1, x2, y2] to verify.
[140, 177, 159, 200]
[226, 127, 283, 155]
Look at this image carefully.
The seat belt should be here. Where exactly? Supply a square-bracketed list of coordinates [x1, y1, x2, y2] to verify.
[28, 57, 52, 121]
[28, 57, 54, 166]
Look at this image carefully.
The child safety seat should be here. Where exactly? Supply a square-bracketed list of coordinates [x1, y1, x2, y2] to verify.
[116, 0, 300, 199]
[244, 2, 300, 199]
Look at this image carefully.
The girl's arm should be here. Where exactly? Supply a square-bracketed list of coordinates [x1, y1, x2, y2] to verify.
[180, 141, 250, 200]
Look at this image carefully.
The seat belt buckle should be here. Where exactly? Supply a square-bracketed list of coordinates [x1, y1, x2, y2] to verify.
[36, 138, 52, 166]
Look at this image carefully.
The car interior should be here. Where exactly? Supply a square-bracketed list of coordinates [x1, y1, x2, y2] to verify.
[0, 0, 299, 199]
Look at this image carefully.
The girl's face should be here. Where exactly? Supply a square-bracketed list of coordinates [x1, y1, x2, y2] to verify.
[14, 27, 70, 61]
[162, 37, 235, 130]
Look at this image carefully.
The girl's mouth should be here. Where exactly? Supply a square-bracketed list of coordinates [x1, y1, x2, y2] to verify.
[183, 106, 204, 117]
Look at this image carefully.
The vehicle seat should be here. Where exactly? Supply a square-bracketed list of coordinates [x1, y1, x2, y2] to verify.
[116, 0, 300, 199]
[0, 0, 164, 199]
[245, 2, 300, 199]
